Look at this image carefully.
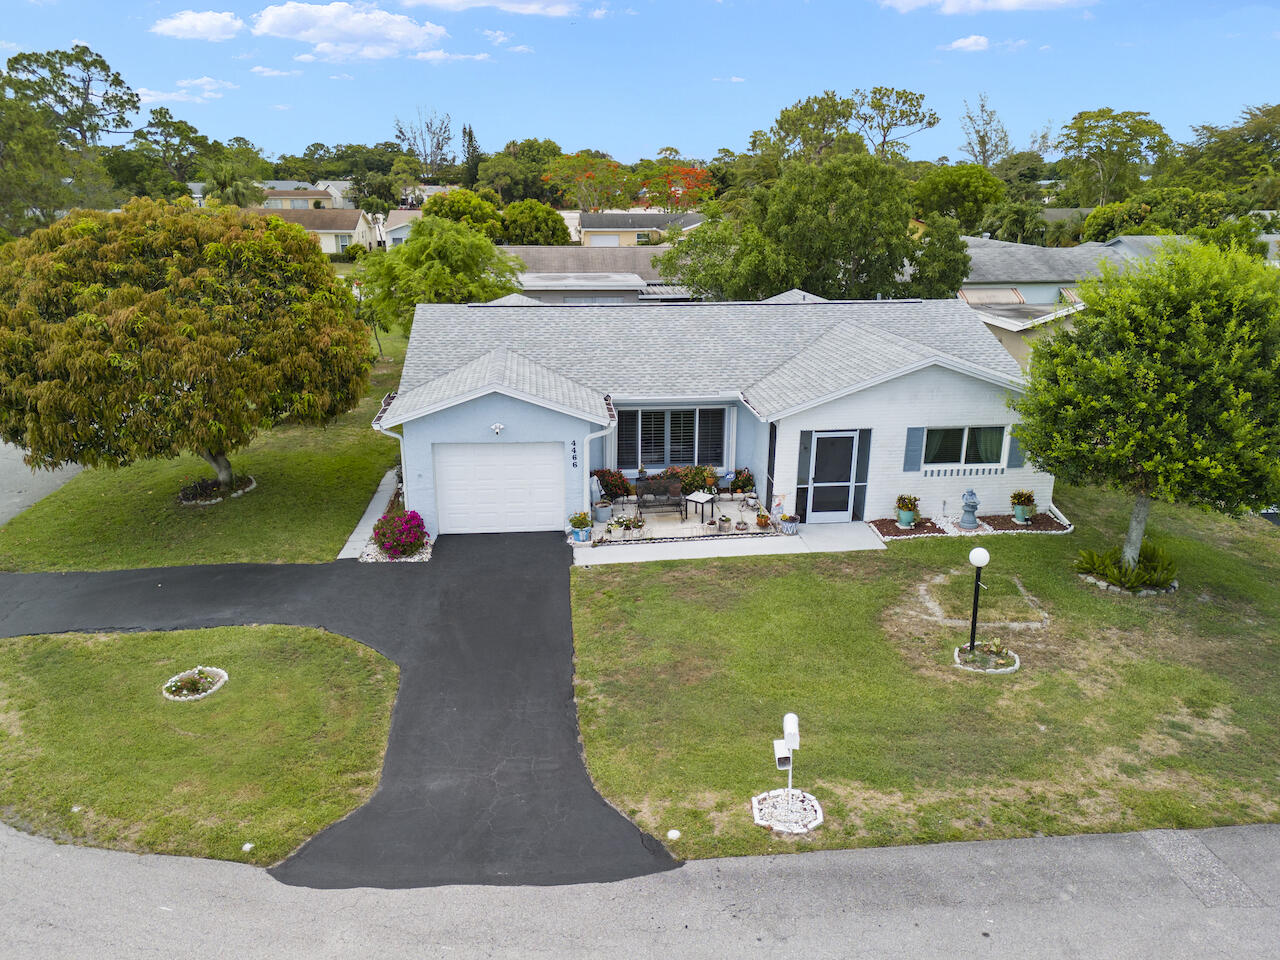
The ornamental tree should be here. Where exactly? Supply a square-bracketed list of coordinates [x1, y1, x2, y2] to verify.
[0, 199, 372, 491]
[911, 163, 1006, 233]
[502, 198, 570, 245]
[1011, 241, 1280, 569]
[355, 215, 520, 333]
[641, 164, 713, 213]
[542, 152, 634, 211]
[421, 187, 503, 241]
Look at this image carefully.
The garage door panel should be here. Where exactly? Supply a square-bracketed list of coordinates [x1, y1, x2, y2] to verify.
[435, 442, 566, 534]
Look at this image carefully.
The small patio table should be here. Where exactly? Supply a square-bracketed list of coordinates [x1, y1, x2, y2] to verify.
[684, 490, 715, 523]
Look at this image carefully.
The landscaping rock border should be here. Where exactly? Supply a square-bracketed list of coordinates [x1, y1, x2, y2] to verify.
[177, 476, 256, 507]
[953, 647, 1021, 674]
[750, 788, 824, 835]
[1078, 573, 1178, 597]
[870, 504, 1074, 544]
[161, 665, 228, 702]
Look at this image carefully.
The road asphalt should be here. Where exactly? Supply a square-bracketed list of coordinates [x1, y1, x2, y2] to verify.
[2, 820, 1277, 959]
[0, 441, 81, 526]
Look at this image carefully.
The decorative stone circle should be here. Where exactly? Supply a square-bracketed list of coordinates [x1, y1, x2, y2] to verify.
[178, 476, 257, 507]
[953, 647, 1021, 674]
[1078, 574, 1178, 597]
[161, 665, 229, 702]
[751, 788, 824, 834]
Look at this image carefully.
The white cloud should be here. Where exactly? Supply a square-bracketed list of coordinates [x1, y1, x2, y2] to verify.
[483, 28, 511, 44]
[589, 5, 607, 17]
[401, 1, 577, 14]
[412, 49, 491, 60]
[329, 71, 355, 79]
[271, 103, 292, 110]
[252, 2, 448, 61]
[882, 0, 1091, 12]
[1039, 43, 1051, 50]
[150, 10, 245, 41]
[509, 43, 533, 52]
[251, 64, 302, 75]
[0, 40, 20, 51]
[181, 75, 238, 92]
[712, 75, 746, 83]
[997, 37, 1027, 49]
[138, 75, 238, 104]
[940, 33, 989, 51]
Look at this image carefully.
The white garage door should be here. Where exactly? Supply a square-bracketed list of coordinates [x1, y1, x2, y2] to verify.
[434, 442, 566, 534]
[586, 233, 619, 247]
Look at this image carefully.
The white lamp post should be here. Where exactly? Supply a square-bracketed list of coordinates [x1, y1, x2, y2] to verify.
[968, 546, 990, 653]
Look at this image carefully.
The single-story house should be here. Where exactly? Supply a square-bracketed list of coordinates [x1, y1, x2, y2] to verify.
[373, 297, 1053, 537]
[260, 189, 334, 210]
[578, 212, 704, 247]
[385, 209, 424, 246]
[314, 180, 355, 209]
[501, 244, 690, 302]
[266, 208, 378, 254]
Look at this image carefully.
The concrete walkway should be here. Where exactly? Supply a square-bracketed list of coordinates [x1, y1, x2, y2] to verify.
[0, 536, 675, 888]
[0, 441, 81, 525]
[573, 521, 885, 566]
[336, 467, 399, 559]
[3, 820, 1276, 959]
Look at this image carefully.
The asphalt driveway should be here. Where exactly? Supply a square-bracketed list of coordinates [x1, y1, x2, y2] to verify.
[0, 533, 677, 888]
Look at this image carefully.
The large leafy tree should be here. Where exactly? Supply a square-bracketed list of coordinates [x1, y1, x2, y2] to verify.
[768, 91, 867, 162]
[1080, 186, 1248, 242]
[1057, 108, 1172, 206]
[355, 216, 520, 333]
[0, 199, 371, 491]
[3, 44, 138, 147]
[851, 86, 940, 161]
[1012, 241, 1280, 568]
[502, 199, 570, 245]
[911, 163, 1006, 233]
[105, 107, 211, 199]
[0, 91, 69, 237]
[656, 154, 968, 301]
[542, 152, 634, 211]
[958, 94, 1010, 169]
[421, 188, 504, 240]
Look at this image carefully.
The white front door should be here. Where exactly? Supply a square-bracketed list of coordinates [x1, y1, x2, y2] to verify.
[434, 442, 565, 534]
[807, 431, 857, 523]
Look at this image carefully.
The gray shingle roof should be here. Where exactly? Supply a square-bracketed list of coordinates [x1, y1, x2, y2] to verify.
[761, 288, 829, 304]
[384, 299, 1024, 426]
[963, 235, 1128, 284]
[578, 212, 705, 231]
[383, 347, 610, 427]
[503, 245, 670, 281]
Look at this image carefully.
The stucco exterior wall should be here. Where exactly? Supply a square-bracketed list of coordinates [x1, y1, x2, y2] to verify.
[772, 366, 1055, 521]
[582, 231, 658, 247]
[400, 393, 597, 536]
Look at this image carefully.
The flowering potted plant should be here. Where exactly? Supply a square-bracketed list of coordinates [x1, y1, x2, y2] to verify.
[730, 467, 755, 497]
[569, 511, 593, 542]
[756, 508, 772, 529]
[895, 494, 920, 528]
[717, 514, 733, 533]
[779, 513, 800, 535]
[1011, 489, 1036, 523]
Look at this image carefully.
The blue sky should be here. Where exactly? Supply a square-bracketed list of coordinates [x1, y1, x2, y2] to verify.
[5, 1, 1278, 164]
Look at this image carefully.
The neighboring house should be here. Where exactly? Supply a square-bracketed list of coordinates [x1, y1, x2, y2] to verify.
[314, 180, 356, 209]
[578, 212, 704, 247]
[186, 182, 206, 207]
[373, 298, 1052, 537]
[260, 189, 333, 210]
[261, 179, 314, 192]
[502, 245, 689, 302]
[961, 236, 1130, 366]
[385, 209, 423, 246]
[264, 208, 377, 254]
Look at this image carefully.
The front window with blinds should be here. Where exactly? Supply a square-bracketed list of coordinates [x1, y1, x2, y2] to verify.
[616, 408, 726, 470]
[923, 426, 1005, 465]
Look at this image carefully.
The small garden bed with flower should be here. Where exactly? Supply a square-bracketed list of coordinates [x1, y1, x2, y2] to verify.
[953, 640, 1021, 674]
[162, 665, 229, 701]
[359, 491, 431, 563]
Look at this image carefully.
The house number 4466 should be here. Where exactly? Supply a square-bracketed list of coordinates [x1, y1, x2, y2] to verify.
[570, 440, 579, 469]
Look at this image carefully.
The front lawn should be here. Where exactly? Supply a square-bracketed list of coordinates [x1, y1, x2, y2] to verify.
[0, 625, 397, 865]
[0, 330, 406, 571]
[571, 484, 1280, 860]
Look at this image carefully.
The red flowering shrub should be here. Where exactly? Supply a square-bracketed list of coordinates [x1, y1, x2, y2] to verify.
[374, 508, 428, 558]
[591, 468, 632, 500]
[730, 467, 755, 493]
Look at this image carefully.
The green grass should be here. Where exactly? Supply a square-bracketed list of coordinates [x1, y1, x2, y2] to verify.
[571, 484, 1280, 860]
[0, 330, 407, 571]
[0, 625, 398, 865]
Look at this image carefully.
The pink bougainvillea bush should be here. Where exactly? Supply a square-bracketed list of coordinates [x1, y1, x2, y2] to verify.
[373, 509, 428, 558]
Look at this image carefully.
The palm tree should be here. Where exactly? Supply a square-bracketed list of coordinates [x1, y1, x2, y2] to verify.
[200, 160, 265, 208]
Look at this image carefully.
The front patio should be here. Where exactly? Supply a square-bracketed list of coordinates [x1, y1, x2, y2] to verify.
[570, 494, 885, 565]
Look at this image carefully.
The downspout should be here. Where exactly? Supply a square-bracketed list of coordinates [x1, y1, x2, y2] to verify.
[582, 396, 618, 511]
[372, 392, 406, 481]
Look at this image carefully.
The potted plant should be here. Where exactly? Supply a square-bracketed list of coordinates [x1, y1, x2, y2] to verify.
[1011, 489, 1036, 523]
[569, 511, 593, 542]
[895, 494, 919, 528]
[717, 514, 733, 533]
[756, 508, 772, 529]
[779, 513, 800, 535]
[593, 499, 612, 524]
[734, 519, 748, 531]
[730, 467, 755, 499]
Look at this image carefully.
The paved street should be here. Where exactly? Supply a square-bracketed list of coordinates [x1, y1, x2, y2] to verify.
[0, 441, 81, 526]
[3, 820, 1277, 959]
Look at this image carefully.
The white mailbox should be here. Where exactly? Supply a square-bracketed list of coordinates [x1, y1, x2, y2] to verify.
[783, 713, 800, 751]
[773, 738, 792, 771]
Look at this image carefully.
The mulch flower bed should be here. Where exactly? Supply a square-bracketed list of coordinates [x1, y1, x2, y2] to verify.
[178, 475, 256, 505]
[979, 512, 1071, 533]
[870, 517, 947, 539]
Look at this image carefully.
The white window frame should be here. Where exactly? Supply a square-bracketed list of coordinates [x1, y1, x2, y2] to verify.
[336, 233, 352, 252]
[613, 405, 733, 473]
[922, 425, 1006, 466]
